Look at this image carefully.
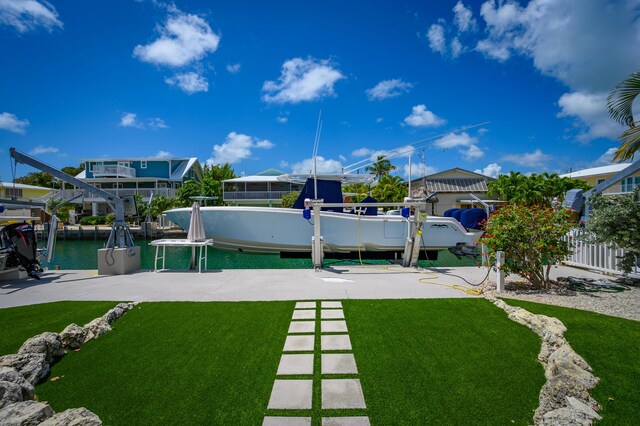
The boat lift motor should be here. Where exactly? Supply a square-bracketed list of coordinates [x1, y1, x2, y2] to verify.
[9, 148, 140, 275]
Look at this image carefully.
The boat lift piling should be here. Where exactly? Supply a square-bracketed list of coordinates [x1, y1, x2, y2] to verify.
[304, 199, 430, 270]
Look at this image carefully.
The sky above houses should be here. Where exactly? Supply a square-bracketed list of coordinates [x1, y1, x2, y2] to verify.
[0, 0, 638, 182]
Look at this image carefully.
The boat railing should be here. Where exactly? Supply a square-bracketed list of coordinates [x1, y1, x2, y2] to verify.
[49, 188, 177, 202]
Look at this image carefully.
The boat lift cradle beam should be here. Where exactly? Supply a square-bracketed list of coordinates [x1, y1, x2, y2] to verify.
[306, 200, 430, 270]
[9, 148, 134, 248]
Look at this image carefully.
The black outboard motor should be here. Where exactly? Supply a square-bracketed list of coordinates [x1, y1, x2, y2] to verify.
[0, 222, 42, 279]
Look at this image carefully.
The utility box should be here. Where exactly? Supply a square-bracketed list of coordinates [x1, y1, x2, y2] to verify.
[97, 246, 141, 275]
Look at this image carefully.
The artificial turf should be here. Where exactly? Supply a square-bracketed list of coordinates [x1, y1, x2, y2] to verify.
[36, 301, 293, 425]
[344, 298, 545, 425]
[500, 298, 640, 425]
[24, 299, 549, 424]
[0, 301, 119, 356]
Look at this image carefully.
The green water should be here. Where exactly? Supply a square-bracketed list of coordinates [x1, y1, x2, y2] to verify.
[42, 240, 481, 270]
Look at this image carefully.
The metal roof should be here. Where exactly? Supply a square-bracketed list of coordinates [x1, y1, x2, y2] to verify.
[421, 178, 489, 193]
[560, 163, 630, 178]
[0, 182, 52, 191]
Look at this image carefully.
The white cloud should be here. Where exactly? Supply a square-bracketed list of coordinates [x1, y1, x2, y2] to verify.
[276, 115, 288, 123]
[450, 37, 463, 58]
[557, 91, 622, 142]
[165, 71, 208, 94]
[133, 10, 219, 68]
[404, 162, 437, 179]
[403, 104, 446, 128]
[279, 160, 289, 168]
[0, 0, 62, 33]
[0, 112, 29, 134]
[29, 145, 58, 155]
[427, 23, 446, 55]
[502, 149, 552, 167]
[376, 117, 383, 123]
[433, 132, 477, 149]
[591, 148, 622, 167]
[262, 57, 344, 104]
[474, 163, 502, 178]
[290, 156, 343, 174]
[226, 63, 241, 73]
[365, 79, 413, 101]
[119, 112, 168, 129]
[461, 144, 484, 161]
[154, 150, 173, 158]
[207, 132, 274, 165]
[453, 1, 476, 33]
[351, 147, 373, 157]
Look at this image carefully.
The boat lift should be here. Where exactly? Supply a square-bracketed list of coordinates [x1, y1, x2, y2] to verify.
[9, 148, 140, 274]
[304, 198, 431, 270]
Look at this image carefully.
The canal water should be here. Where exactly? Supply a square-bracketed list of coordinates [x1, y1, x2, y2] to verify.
[42, 240, 481, 270]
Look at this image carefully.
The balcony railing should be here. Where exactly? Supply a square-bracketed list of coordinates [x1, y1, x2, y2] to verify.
[223, 191, 291, 201]
[49, 188, 176, 202]
[92, 164, 136, 178]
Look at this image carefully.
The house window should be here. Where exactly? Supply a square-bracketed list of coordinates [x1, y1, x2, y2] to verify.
[118, 161, 130, 168]
[620, 177, 640, 192]
[5, 188, 23, 199]
[141, 161, 147, 169]
[596, 178, 606, 185]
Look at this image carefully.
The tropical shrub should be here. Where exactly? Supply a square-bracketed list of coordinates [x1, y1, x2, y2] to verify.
[149, 195, 176, 219]
[487, 172, 591, 207]
[342, 183, 370, 203]
[371, 175, 407, 204]
[105, 213, 116, 224]
[281, 192, 299, 208]
[79, 215, 107, 226]
[47, 199, 74, 223]
[583, 188, 640, 273]
[482, 204, 573, 289]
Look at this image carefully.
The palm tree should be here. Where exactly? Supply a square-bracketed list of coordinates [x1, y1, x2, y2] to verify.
[365, 155, 396, 178]
[607, 71, 640, 161]
[372, 175, 406, 203]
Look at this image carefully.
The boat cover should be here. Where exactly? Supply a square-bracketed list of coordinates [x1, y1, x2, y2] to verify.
[460, 208, 487, 230]
[293, 178, 345, 212]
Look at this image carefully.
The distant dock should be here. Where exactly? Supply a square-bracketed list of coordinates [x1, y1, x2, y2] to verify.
[35, 223, 186, 241]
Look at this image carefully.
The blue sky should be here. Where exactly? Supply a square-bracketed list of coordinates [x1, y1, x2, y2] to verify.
[1, 0, 638, 182]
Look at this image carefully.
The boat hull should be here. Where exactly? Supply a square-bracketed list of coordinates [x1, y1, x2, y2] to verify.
[163, 207, 483, 255]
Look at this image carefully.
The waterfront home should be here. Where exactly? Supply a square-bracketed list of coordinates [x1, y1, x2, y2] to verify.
[561, 163, 639, 195]
[47, 157, 203, 216]
[409, 168, 496, 216]
[222, 169, 303, 207]
[0, 182, 51, 222]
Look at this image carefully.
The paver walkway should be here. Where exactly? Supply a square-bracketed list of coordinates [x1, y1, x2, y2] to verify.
[263, 301, 370, 426]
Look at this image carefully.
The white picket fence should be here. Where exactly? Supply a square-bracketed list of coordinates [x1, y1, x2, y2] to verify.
[562, 229, 640, 277]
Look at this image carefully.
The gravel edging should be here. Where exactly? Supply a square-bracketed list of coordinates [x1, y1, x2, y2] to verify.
[485, 284, 640, 322]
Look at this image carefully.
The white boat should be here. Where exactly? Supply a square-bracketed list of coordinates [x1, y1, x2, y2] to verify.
[163, 175, 483, 260]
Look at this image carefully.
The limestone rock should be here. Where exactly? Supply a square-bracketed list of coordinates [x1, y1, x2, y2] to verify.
[18, 332, 65, 364]
[508, 309, 567, 339]
[0, 354, 49, 385]
[59, 324, 87, 351]
[40, 407, 102, 426]
[541, 397, 602, 425]
[0, 367, 35, 400]
[101, 302, 132, 325]
[0, 380, 22, 409]
[83, 318, 111, 342]
[546, 344, 598, 388]
[0, 400, 54, 425]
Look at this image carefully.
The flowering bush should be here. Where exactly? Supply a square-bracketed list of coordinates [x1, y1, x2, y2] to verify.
[482, 204, 573, 289]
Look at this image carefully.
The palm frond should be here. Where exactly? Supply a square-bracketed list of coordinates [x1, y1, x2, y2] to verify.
[607, 71, 640, 126]
[613, 124, 640, 162]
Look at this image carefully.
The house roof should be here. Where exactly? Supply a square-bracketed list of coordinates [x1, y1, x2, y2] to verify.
[425, 168, 493, 180]
[223, 175, 283, 183]
[170, 158, 202, 180]
[421, 178, 490, 193]
[1, 182, 52, 191]
[256, 169, 286, 176]
[560, 163, 630, 179]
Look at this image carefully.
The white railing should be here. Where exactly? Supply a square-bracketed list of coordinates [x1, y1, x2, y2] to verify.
[223, 191, 290, 201]
[563, 229, 640, 276]
[92, 164, 136, 178]
[48, 188, 176, 202]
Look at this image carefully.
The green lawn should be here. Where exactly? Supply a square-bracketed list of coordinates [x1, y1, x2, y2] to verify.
[345, 299, 545, 425]
[0, 301, 118, 356]
[11, 299, 550, 424]
[500, 299, 640, 425]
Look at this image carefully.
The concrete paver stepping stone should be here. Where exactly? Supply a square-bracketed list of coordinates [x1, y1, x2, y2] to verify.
[321, 301, 343, 309]
[321, 379, 367, 409]
[321, 353, 358, 374]
[284, 335, 315, 352]
[263, 417, 312, 426]
[321, 320, 348, 333]
[322, 417, 371, 426]
[321, 309, 344, 319]
[292, 310, 316, 320]
[277, 354, 315, 375]
[295, 302, 316, 309]
[321, 334, 352, 351]
[268, 380, 313, 409]
[288, 321, 316, 334]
